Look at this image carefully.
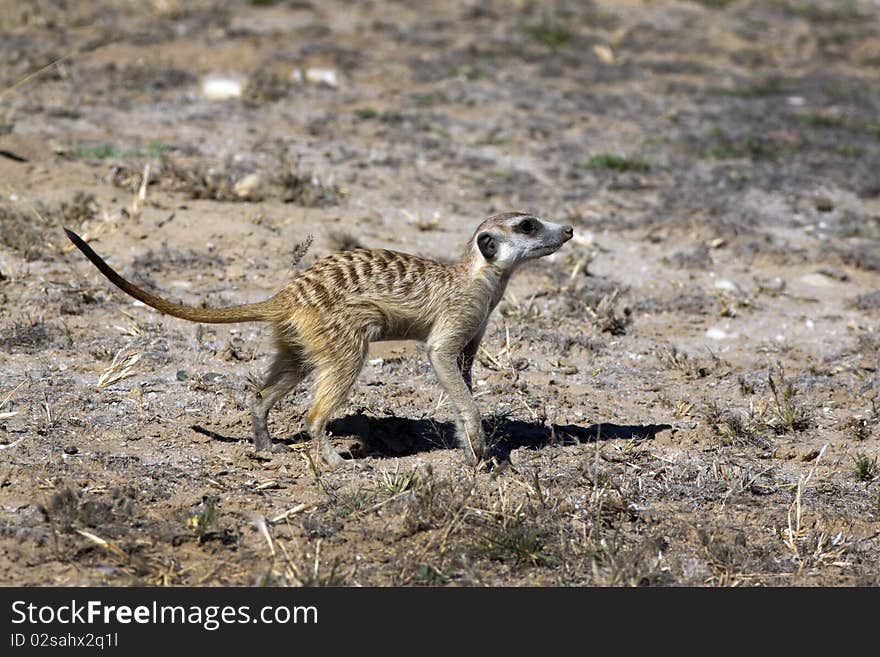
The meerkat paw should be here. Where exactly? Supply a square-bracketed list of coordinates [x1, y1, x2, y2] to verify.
[252, 434, 273, 452]
[318, 441, 346, 470]
[251, 437, 288, 454]
[457, 425, 487, 465]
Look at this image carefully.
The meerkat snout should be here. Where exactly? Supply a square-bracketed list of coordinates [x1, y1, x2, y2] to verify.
[66, 211, 572, 469]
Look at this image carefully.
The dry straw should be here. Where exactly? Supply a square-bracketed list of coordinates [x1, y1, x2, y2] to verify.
[0, 380, 25, 420]
[97, 347, 141, 388]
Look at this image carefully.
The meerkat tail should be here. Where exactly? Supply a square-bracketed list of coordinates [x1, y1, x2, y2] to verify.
[64, 228, 276, 324]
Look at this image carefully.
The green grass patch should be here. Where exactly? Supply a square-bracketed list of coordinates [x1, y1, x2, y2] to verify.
[853, 453, 877, 482]
[66, 140, 167, 161]
[701, 128, 798, 159]
[705, 137, 771, 158]
[188, 496, 217, 544]
[764, 368, 812, 434]
[355, 107, 379, 120]
[524, 22, 573, 48]
[835, 144, 863, 157]
[579, 153, 652, 172]
[796, 113, 880, 140]
[798, 113, 847, 128]
[823, 79, 870, 103]
[354, 108, 405, 124]
[465, 68, 489, 81]
[686, 0, 737, 8]
[781, 1, 870, 24]
[413, 92, 447, 107]
[412, 564, 452, 585]
[857, 121, 880, 139]
[374, 467, 421, 496]
[474, 518, 551, 567]
[716, 75, 788, 97]
[488, 169, 515, 180]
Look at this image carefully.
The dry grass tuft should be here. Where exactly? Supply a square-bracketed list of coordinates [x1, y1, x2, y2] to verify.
[0, 380, 25, 421]
[290, 235, 314, 268]
[853, 453, 878, 482]
[657, 344, 728, 379]
[764, 366, 812, 434]
[586, 289, 631, 335]
[97, 347, 141, 388]
[279, 170, 341, 207]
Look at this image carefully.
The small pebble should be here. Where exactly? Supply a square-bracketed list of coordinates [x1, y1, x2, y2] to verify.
[63, 445, 78, 455]
[593, 44, 615, 64]
[713, 278, 741, 293]
[800, 272, 835, 288]
[706, 327, 732, 340]
[233, 172, 264, 199]
[814, 196, 834, 212]
[200, 75, 244, 100]
[296, 68, 338, 88]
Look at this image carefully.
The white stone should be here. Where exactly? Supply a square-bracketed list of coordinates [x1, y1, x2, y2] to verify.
[713, 278, 740, 293]
[706, 327, 732, 340]
[303, 68, 338, 88]
[234, 173, 264, 199]
[201, 75, 244, 100]
[800, 273, 835, 288]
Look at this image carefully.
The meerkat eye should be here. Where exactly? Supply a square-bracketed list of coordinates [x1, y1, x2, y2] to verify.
[516, 218, 537, 234]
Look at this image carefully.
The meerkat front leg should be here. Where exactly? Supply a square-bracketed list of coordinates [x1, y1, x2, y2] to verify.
[428, 339, 486, 463]
[456, 324, 487, 392]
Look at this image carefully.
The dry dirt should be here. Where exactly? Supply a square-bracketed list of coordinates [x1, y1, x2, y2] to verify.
[1, 0, 879, 586]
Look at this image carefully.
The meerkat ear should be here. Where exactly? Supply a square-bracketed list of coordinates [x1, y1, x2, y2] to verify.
[477, 232, 497, 260]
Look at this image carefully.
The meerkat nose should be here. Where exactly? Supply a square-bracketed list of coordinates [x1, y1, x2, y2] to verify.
[562, 226, 574, 240]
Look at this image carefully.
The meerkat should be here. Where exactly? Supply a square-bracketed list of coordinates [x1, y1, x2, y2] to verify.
[65, 212, 573, 467]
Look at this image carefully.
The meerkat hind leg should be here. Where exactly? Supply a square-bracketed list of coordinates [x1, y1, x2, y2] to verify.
[251, 345, 310, 452]
[306, 344, 368, 468]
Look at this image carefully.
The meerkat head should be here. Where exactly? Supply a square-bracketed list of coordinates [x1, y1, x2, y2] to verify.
[470, 212, 573, 272]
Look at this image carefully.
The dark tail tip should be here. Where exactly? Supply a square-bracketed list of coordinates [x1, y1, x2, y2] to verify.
[64, 228, 85, 249]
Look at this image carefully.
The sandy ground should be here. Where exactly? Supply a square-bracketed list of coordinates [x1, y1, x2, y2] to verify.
[0, 0, 878, 586]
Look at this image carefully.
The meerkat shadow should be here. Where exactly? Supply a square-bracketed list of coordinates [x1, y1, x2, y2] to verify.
[192, 416, 457, 456]
[488, 419, 672, 462]
[327, 413, 456, 459]
[324, 414, 672, 461]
